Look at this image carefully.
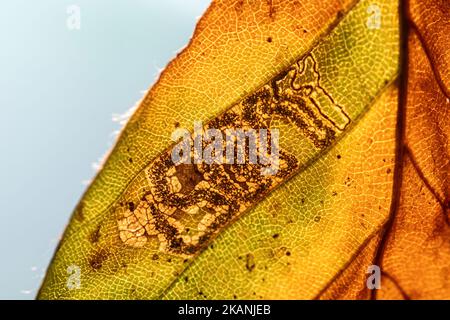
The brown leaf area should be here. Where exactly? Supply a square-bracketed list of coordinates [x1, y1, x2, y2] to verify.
[318, 0, 450, 300]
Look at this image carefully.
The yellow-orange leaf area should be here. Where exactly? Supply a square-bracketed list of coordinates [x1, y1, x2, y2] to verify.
[38, 0, 449, 300]
[318, 0, 450, 300]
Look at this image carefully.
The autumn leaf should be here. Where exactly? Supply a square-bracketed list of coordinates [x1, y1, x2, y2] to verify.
[317, 0, 450, 300]
[37, 0, 449, 300]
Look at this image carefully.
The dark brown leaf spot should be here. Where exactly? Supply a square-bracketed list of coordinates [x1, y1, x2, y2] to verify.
[245, 253, 256, 272]
[89, 225, 101, 243]
[89, 249, 109, 270]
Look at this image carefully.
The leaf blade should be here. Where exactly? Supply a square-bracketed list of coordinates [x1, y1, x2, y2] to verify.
[38, 0, 401, 299]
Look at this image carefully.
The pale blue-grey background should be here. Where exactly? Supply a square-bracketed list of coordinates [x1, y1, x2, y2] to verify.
[0, 0, 210, 299]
